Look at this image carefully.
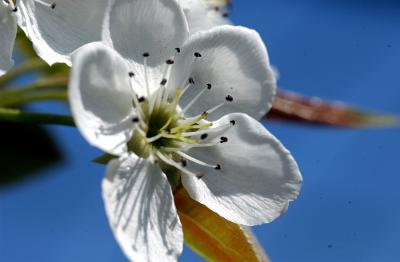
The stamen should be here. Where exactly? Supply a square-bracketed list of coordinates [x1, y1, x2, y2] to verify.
[127, 72, 146, 128]
[175, 151, 220, 170]
[155, 151, 202, 179]
[142, 53, 151, 98]
[183, 85, 210, 113]
[182, 120, 234, 137]
[220, 136, 228, 143]
[5, 0, 17, 12]
[34, 0, 56, 9]
[146, 132, 165, 143]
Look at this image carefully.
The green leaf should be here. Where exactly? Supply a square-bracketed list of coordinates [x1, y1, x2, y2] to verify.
[92, 153, 118, 165]
[0, 122, 62, 186]
[268, 90, 398, 128]
[174, 188, 270, 262]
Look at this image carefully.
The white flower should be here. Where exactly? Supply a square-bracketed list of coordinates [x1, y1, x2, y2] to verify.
[69, 0, 302, 261]
[0, 1, 17, 75]
[0, 0, 108, 75]
[179, 0, 230, 33]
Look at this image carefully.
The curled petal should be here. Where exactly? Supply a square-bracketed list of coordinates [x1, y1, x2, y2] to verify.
[170, 25, 276, 121]
[182, 113, 302, 226]
[17, 0, 108, 65]
[69, 42, 134, 155]
[103, 155, 183, 262]
[0, 2, 17, 75]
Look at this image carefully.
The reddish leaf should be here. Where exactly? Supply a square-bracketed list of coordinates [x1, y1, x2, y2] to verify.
[174, 188, 270, 262]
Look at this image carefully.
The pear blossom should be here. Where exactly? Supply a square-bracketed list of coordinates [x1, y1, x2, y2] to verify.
[0, 0, 108, 75]
[179, 0, 230, 33]
[69, 0, 302, 261]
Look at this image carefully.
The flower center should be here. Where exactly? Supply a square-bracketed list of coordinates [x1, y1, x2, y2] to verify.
[124, 51, 236, 188]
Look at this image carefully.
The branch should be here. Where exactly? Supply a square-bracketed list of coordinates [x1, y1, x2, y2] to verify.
[0, 108, 75, 127]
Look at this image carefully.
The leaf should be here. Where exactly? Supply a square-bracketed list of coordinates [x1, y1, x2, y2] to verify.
[0, 122, 62, 186]
[174, 188, 270, 262]
[267, 90, 398, 127]
[92, 153, 118, 165]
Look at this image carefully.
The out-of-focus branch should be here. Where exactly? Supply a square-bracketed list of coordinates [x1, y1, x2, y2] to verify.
[267, 91, 398, 128]
[0, 108, 75, 127]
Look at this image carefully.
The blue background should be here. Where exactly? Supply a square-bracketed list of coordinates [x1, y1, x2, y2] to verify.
[1, 0, 399, 261]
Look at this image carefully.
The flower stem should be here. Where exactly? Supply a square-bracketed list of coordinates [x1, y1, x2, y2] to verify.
[0, 108, 75, 127]
[0, 58, 48, 87]
[0, 76, 68, 107]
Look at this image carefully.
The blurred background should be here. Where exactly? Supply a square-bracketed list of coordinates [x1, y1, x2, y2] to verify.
[1, 0, 399, 261]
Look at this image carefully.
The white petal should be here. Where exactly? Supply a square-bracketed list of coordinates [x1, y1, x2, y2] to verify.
[170, 25, 276, 121]
[17, 0, 108, 65]
[103, 155, 183, 262]
[103, 0, 189, 67]
[69, 42, 135, 155]
[182, 113, 302, 226]
[179, 0, 229, 33]
[0, 2, 17, 75]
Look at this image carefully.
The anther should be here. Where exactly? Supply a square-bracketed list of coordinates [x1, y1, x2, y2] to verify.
[137, 96, 145, 103]
[225, 95, 234, 102]
[175, 48, 181, 53]
[51, 2, 56, 9]
[215, 164, 221, 170]
[128, 71, 135, 77]
[222, 13, 229, 18]
[132, 117, 139, 123]
[12, 7, 17, 12]
[206, 84, 212, 90]
[181, 159, 187, 167]
[166, 59, 174, 65]
[142, 52, 150, 57]
[194, 52, 202, 58]
[160, 79, 167, 86]
[196, 172, 205, 179]
[188, 77, 195, 84]
[200, 134, 208, 140]
[220, 136, 228, 143]
[230, 120, 236, 126]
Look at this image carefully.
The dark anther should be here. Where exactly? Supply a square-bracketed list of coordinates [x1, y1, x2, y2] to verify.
[222, 13, 229, 18]
[51, 2, 56, 9]
[166, 59, 174, 65]
[230, 120, 236, 126]
[160, 79, 167, 86]
[12, 7, 17, 12]
[142, 52, 150, 57]
[200, 133, 208, 140]
[188, 77, 195, 84]
[194, 52, 202, 58]
[215, 164, 221, 170]
[202, 111, 209, 118]
[196, 172, 205, 179]
[138, 96, 145, 103]
[220, 136, 228, 143]
[175, 47, 181, 53]
[206, 84, 212, 90]
[132, 117, 139, 123]
[181, 159, 187, 167]
[225, 95, 234, 102]
[128, 71, 135, 77]
[214, 6, 220, 11]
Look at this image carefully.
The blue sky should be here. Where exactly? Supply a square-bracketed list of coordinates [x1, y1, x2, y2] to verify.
[1, 0, 399, 261]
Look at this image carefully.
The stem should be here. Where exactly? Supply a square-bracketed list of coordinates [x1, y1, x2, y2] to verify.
[0, 108, 75, 127]
[0, 76, 68, 107]
[0, 58, 48, 87]
[1, 92, 68, 107]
